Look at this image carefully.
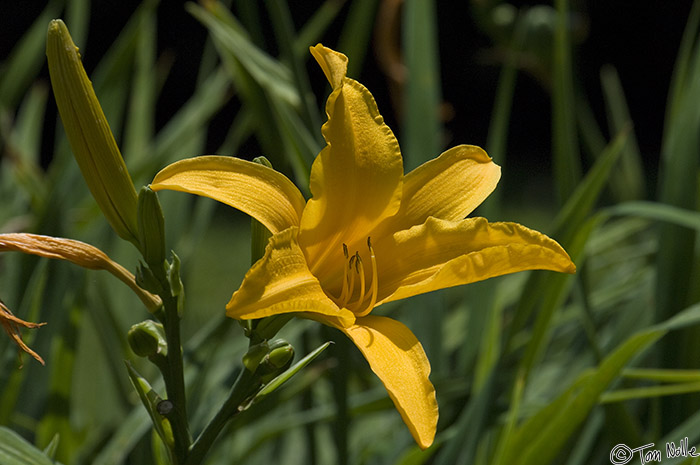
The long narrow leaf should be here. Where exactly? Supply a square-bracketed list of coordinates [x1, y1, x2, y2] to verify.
[600, 65, 645, 201]
[0, 0, 62, 109]
[125, 361, 176, 461]
[601, 382, 700, 403]
[252, 341, 333, 403]
[506, 128, 629, 353]
[551, 0, 581, 202]
[501, 303, 700, 465]
[0, 427, 59, 465]
[607, 201, 700, 231]
[655, 0, 700, 410]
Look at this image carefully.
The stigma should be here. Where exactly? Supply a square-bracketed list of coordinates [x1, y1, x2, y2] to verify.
[333, 237, 378, 316]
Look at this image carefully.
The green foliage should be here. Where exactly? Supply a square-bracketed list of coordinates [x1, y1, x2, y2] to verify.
[0, 426, 60, 465]
[2, 1, 700, 464]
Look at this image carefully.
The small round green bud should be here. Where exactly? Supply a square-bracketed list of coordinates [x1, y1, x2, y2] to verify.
[265, 340, 295, 369]
[128, 320, 167, 358]
[242, 341, 269, 372]
[257, 340, 295, 383]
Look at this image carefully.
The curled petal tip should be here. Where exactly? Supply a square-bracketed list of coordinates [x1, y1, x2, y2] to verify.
[310, 44, 348, 89]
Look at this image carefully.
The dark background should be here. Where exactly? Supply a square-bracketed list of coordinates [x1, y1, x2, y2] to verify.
[2, 1, 694, 199]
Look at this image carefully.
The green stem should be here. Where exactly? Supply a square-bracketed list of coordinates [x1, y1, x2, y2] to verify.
[185, 367, 261, 465]
[162, 293, 191, 463]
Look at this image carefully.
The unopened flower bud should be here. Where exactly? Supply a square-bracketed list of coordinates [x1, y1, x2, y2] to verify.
[242, 341, 269, 373]
[167, 252, 185, 316]
[128, 320, 167, 360]
[135, 263, 164, 295]
[46, 19, 139, 246]
[257, 339, 294, 383]
[265, 339, 295, 369]
[137, 187, 166, 269]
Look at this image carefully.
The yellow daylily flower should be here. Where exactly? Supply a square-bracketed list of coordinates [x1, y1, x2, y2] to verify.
[150, 44, 575, 449]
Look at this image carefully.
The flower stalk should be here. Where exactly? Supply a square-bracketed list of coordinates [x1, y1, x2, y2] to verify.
[160, 289, 191, 462]
[185, 351, 261, 465]
[133, 253, 191, 463]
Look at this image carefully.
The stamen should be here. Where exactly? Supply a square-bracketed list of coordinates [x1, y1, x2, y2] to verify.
[351, 252, 366, 312]
[337, 244, 350, 303]
[333, 239, 379, 314]
[341, 255, 356, 307]
[356, 237, 378, 317]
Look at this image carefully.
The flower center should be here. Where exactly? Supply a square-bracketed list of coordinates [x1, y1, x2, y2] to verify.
[332, 237, 378, 317]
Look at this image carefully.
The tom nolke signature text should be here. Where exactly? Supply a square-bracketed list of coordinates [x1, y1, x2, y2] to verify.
[610, 437, 699, 464]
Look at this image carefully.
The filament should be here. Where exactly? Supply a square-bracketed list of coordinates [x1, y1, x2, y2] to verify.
[341, 255, 356, 308]
[350, 252, 366, 313]
[337, 244, 350, 304]
[355, 237, 378, 317]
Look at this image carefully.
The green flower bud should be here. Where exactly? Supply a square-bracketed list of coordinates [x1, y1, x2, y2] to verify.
[242, 341, 269, 373]
[167, 252, 185, 316]
[46, 20, 140, 246]
[265, 339, 295, 368]
[135, 262, 164, 295]
[257, 339, 295, 383]
[137, 187, 166, 269]
[128, 320, 167, 360]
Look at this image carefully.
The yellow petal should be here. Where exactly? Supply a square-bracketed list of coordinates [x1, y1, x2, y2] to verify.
[309, 44, 347, 90]
[0, 233, 161, 312]
[397, 145, 501, 228]
[46, 20, 140, 245]
[226, 228, 355, 327]
[375, 217, 576, 304]
[300, 45, 403, 274]
[151, 156, 306, 235]
[333, 315, 437, 449]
